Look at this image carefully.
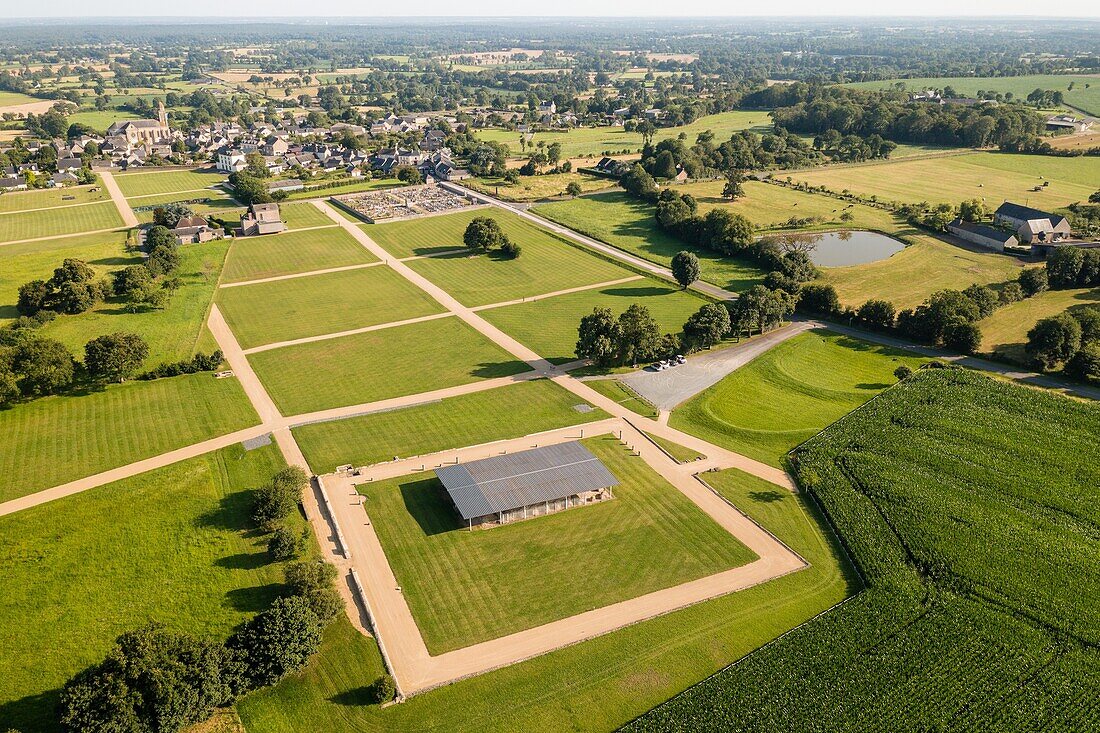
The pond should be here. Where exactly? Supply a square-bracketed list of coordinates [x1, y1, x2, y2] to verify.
[763, 230, 906, 267]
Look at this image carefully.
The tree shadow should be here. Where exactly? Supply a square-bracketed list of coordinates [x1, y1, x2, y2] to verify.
[0, 689, 61, 733]
[88, 255, 139, 266]
[329, 686, 377, 706]
[214, 552, 269, 571]
[194, 489, 256, 533]
[602, 285, 675, 298]
[225, 582, 284, 613]
[470, 361, 530, 379]
[749, 490, 787, 503]
[397, 477, 465, 536]
[855, 382, 892, 390]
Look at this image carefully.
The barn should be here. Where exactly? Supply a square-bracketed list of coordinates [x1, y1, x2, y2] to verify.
[436, 441, 618, 528]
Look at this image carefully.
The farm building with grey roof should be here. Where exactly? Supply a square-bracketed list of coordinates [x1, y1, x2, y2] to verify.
[436, 441, 618, 528]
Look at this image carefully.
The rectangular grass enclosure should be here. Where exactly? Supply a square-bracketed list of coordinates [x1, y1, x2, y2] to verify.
[221, 226, 378, 283]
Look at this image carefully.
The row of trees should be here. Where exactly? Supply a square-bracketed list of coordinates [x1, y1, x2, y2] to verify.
[1026, 308, 1100, 379]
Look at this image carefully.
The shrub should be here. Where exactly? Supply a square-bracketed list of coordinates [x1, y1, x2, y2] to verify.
[894, 365, 913, 380]
[284, 561, 343, 625]
[999, 282, 1025, 304]
[1018, 267, 1048, 296]
[499, 239, 521, 259]
[268, 527, 302, 561]
[370, 673, 397, 704]
[252, 467, 307, 530]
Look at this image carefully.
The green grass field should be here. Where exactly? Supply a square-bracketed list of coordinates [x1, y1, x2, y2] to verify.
[0, 185, 108, 213]
[249, 316, 531, 415]
[584, 378, 659, 418]
[237, 465, 853, 733]
[390, 211, 633, 307]
[480, 280, 709, 363]
[820, 233, 1024, 309]
[361, 435, 756, 654]
[126, 189, 235, 208]
[116, 169, 227, 198]
[842, 74, 1100, 116]
[66, 108, 142, 132]
[788, 152, 1099, 209]
[670, 329, 928, 466]
[476, 111, 774, 159]
[36, 239, 228, 365]
[278, 202, 337, 229]
[0, 201, 124, 243]
[221, 226, 377, 284]
[645, 432, 706, 464]
[0, 442, 291, 733]
[217, 265, 445, 349]
[979, 286, 1100, 360]
[534, 192, 767, 292]
[465, 172, 616, 202]
[0, 90, 50, 107]
[281, 177, 404, 201]
[0, 372, 258, 503]
[294, 379, 607, 473]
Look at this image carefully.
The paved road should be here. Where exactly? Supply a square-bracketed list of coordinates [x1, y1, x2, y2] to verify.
[98, 170, 139, 228]
[620, 321, 818, 410]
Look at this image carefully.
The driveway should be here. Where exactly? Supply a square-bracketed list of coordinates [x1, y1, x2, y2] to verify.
[620, 321, 818, 411]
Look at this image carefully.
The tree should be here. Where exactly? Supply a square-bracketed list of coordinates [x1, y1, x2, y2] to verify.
[56, 281, 99, 315]
[670, 251, 700, 289]
[897, 289, 980, 344]
[12, 335, 74, 395]
[499, 239, 521, 259]
[244, 151, 269, 178]
[228, 596, 323, 689]
[857, 299, 896, 330]
[395, 165, 422, 184]
[284, 561, 342, 625]
[51, 258, 95, 288]
[565, 181, 583, 198]
[958, 198, 985, 223]
[620, 164, 659, 202]
[894, 365, 914, 380]
[268, 527, 301, 561]
[999, 282, 1025, 304]
[17, 279, 51, 315]
[1071, 307, 1100, 345]
[370, 674, 397, 704]
[84, 332, 148, 383]
[701, 209, 754, 255]
[1066, 343, 1100, 381]
[1018, 267, 1049, 296]
[1046, 247, 1085, 289]
[1026, 313, 1082, 371]
[228, 172, 271, 206]
[722, 169, 746, 200]
[252, 467, 307, 530]
[682, 303, 730, 350]
[463, 217, 507, 251]
[617, 304, 661, 366]
[962, 284, 999, 319]
[944, 322, 982, 354]
[152, 202, 194, 228]
[575, 307, 620, 367]
[652, 150, 678, 179]
[797, 283, 840, 315]
[59, 624, 234, 733]
[732, 286, 794, 336]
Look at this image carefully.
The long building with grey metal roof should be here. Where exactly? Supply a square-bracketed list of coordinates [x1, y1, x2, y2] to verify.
[435, 441, 618, 527]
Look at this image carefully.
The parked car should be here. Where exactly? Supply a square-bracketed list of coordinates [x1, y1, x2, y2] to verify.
[675, 354, 686, 364]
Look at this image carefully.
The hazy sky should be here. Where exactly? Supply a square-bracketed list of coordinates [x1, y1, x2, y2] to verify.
[12, 1, 1100, 18]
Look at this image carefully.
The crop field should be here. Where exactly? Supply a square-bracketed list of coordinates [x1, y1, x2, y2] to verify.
[115, 169, 227, 198]
[670, 329, 927, 466]
[0, 372, 258, 503]
[39, 239, 229, 365]
[217, 265, 444, 349]
[389, 213, 632, 307]
[630, 369, 1100, 732]
[820, 233, 1024, 309]
[464, 172, 616, 202]
[843, 74, 1100, 116]
[237, 465, 853, 733]
[0, 201, 124, 243]
[278, 202, 336, 229]
[475, 111, 774, 159]
[978, 285, 1100, 360]
[360, 436, 756, 654]
[0, 230, 132, 321]
[221, 227, 377, 283]
[787, 152, 1099, 209]
[480, 280, 709, 363]
[0, 185, 108, 213]
[0, 442, 291, 733]
[584, 378, 658, 418]
[248, 317, 531, 415]
[534, 191, 767, 292]
[293, 379, 607, 473]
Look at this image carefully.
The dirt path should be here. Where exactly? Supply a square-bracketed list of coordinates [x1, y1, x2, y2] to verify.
[242, 312, 456, 355]
[98, 170, 139, 228]
[469, 275, 643, 311]
[0, 226, 128, 248]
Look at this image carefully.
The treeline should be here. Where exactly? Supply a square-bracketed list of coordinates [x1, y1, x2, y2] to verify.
[637, 128, 825, 179]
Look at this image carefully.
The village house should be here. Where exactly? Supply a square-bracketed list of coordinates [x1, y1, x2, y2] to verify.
[169, 215, 221, 244]
[237, 202, 286, 236]
[216, 147, 248, 173]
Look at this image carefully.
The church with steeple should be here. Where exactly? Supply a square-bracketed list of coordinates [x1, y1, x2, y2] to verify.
[106, 100, 173, 147]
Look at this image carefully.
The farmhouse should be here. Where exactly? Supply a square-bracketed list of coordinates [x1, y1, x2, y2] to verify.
[435, 441, 618, 528]
[993, 202, 1072, 244]
[237, 202, 286, 236]
[947, 219, 1019, 252]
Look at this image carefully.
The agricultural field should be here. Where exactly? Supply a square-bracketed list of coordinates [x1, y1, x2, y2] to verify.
[475, 110, 774, 159]
[216, 264, 445, 349]
[534, 191, 768, 292]
[630, 369, 1100, 732]
[465, 172, 616, 202]
[115, 168, 227, 198]
[221, 226, 377, 283]
[0, 90, 50, 107]
[0, 202, 124, 243]
[0, 185, 108, 213]
[0, 372, 258, 503]
[670, 329, 928, 466]
[821, 232, 1025, 309]
[787, 152, 1099, 209]
[248, 316, 531, 414]
[842, 74, 1100, 116]
[237, 465, 853, 733]
[360, 435, 757, 654]
[0, 442, 292, 733]
[480, 280, 709, 363]
[293, 378, 607, 474]
[978, 285, 1100, 360]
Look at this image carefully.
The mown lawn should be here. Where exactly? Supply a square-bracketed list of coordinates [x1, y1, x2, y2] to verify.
[584, 378, 659, 418]
[465, 172, 616, 202]
[480, 280, 708, 363]
[281, 177, 403, 201]
[221, 226, 377, 284]
[0, 372, 258, 503]
[116, 169, 227, 198]
[236, 465, 852, 733]
[0, 185, 108, 213]
[0, 442, 292, 733]
[294, 379, 607, 474]
[820, 233, 1024, 309]
[978, 285, 1100, 361]
[217, 265, 444, 349]
[670, 329, 928, 467]
[0, 201, 124, 243]
[249, 317, 532, 415]
[360, 436, 757, 654]
[788, 152, 1099, 209]
[534, 191, 767, 293]
[278, 202, 337, 230]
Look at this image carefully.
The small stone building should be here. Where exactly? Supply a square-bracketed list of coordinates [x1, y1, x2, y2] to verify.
[237, 202, 286, 236]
